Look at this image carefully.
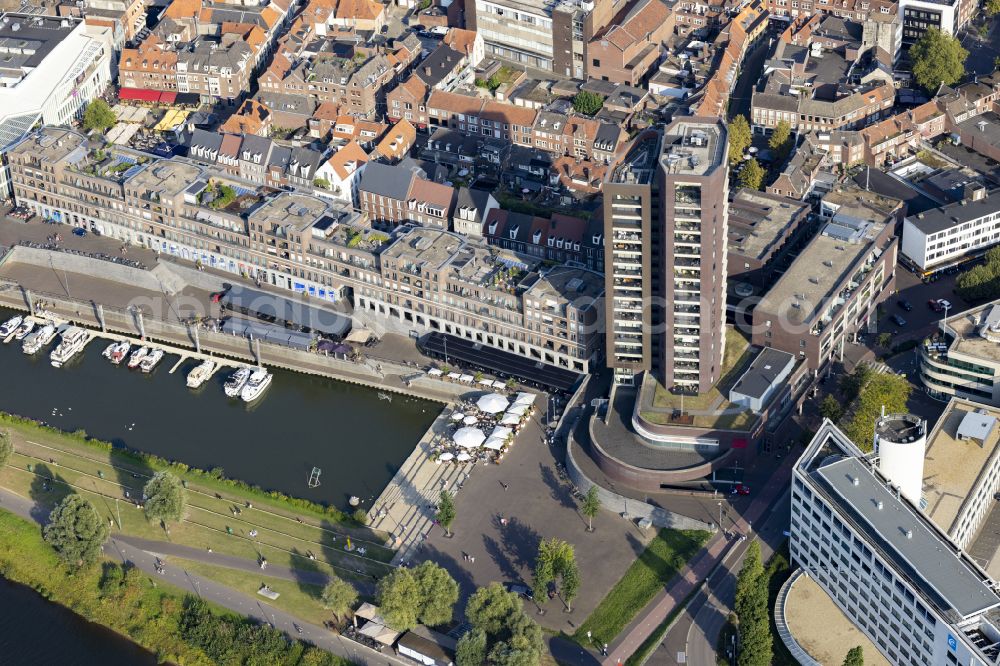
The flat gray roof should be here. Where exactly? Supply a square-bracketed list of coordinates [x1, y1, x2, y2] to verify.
[906, 190, 1000, 236]
[814, 456, 1000, 618]
[730, 348, 794, 400]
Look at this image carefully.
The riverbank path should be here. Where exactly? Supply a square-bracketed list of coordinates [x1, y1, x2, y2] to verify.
[0, 485, 405, 666]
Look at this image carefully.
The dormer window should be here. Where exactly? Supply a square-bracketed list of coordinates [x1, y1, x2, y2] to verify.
[509, 225, 518, 240]
[547, 236, 554, 247]
[533, 229, 542, 244]
[488, 220, 498, 235]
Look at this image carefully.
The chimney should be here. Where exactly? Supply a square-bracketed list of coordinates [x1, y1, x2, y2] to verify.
[425, 66, 431, 76]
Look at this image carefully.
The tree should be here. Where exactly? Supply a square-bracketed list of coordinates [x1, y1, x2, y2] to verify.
[466, 583, 521, 635]
[728, 115, 752, 166]
[82, 99, 116, 133]
[572, 91, 604, 116]
[143, 470, 185, 523]
[877, 332, 893, 348]
[819, 395, 843, 423]
[910, 28, 967, 93]
[0, 429, 12, 468]
[734, 540, 772, 666]
[436, 490, 456, 537]
[580, 486, 601, 532]
[532, 538, 578, 611]
[769, 120, 792, 159]
[842, 372, 911, 452]
[377, 561, 458, 630]
[43, 494, 109, 568]
[987, 0, 1000, 16]
[843, 646, 865, 666]
[456, 628, 488, 666]
[320, 578, 358, 621]
[413, 560, 460, 627]
[738, 159, 766, 191]
[313, 178, 331, 190]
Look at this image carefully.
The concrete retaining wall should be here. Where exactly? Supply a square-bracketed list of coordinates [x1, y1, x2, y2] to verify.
[7, 246, 164, 293]
[565, 435, 713, 532]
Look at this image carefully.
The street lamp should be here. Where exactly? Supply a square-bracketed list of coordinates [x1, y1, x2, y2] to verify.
[717, 501, 724, 536]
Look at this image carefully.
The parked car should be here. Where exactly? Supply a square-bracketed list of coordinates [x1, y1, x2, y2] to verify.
[72, 227, 87, 237]
[504, 583, 533, 600]
[938, 299, 952, 311]
[897, 299, 913, 311]
[733, 484, 751, 496]
[928, 299, 943, 312]
[891, 314, 907, 326]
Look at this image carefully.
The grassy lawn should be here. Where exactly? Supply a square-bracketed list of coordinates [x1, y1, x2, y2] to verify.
[172, 558, 335, 626]
[643, 328, 755, 429]
[0, 508, 348, 665]
[573, 529, 711, 646]
[0, 416, 394, 585]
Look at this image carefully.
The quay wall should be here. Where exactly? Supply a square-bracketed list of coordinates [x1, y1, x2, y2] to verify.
[0, 278, 468, 405]
[7, 246, 166, 293]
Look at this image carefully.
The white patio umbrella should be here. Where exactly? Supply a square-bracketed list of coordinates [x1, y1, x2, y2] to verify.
[489, 426, 513, 440]
[491, 380, 507, 389]
[453, 427, 486, 449]
[500, 413, 521, 426]
[450, 411, 465, 421]
[513, 392, 536, 406]
[439, 452, 455, 462]
[463, 415, 479, 425]
[506, 404, 529, 417]
[477, 393, 509, 414]
[456, 452, 472, 462]
[483, 436, 505, 451]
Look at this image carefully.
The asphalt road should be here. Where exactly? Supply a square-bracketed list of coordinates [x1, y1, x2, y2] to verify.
[0, 487, 403, 666]
[959, 14, 1000, 77]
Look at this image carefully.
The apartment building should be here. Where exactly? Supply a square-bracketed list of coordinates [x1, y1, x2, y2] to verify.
[84, 0, 146, 45]
[764, 0, 897, 23]
[357, 162, 456, 229]
[482, 209, 603, 269]
[603, 119, 729, 391]
[727, 189, 812, 289]
[586, 0, 673, 86]
[901, 187, 998, 272]
[920, 301, 1000, 406]
[9, 127, 602, 375]
[791, 421, 1000, 666]
[752, 185, 899, 373]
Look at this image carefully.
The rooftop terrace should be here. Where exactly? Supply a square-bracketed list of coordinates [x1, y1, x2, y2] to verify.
[728, 189, 809, 261]
[660, 120, 725, 177]
[128, 159, 205, 198]
[944, 304, 1000, 364]
[609, 130, 662, 185]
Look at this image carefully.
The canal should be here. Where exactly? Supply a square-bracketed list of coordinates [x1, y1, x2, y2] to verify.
[0, 308, 438, 508]
[0, 576, 158, 665]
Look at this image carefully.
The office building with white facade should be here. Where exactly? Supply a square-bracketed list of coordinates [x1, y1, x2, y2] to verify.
[901, 186, 999, 272]
[791, 420, 1000, 666]
[899, 0, 975, 45]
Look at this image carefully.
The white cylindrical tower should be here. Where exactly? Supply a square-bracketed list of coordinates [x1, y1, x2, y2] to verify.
[875, 413, 926, 507]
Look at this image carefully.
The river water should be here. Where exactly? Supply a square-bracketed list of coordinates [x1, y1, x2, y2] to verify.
[0, 308, 438, 507]
[0, 576, 158, 665]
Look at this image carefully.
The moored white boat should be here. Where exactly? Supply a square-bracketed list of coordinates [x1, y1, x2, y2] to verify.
[224, 366, 252, 398]
[186, 359, 217, 389]
[102, 342, 117, 359]
[50, 327, 90, 368]
[22, 324, 55, 355]
[127, 346, 149, 369]
[0, 315, 23, 340]
[13, 320, 34, 340]
[139, 348, 164, 373]
[240, 367, 272, 402]
[109, 341, 131, 365]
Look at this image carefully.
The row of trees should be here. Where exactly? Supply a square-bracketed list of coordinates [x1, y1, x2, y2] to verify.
[956, 246, 1000, 301]
[734, 541, 772, 666]
[457, 583, 545, 666]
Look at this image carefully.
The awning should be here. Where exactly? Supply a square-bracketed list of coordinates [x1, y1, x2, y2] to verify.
[483, 437, 504, 450]
[355, 602, 384, 623]
[506, 404, 529, 417]
[513, 392, 537, 406]
[158, 91, 177, 104]
[358, 621, 401, 646]
[119, 87, 162, 103]
[427, 368, 443, 377]
[459, 374, 474, 383]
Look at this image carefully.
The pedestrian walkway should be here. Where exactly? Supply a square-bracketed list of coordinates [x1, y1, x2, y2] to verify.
[368, 409, 472, 565]
[605, 454, 796, 665]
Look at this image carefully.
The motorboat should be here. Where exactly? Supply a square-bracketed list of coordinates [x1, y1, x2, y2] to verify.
[109, 341, 131, 365]
[186, 359, 217, 389]
[102, 342, 117, 359]
[128, 346, 149, 369]
[50, 326, 90, 367]
[224, 366, 252, 398]
[240, 367, 272, 402]
[13, 319, 34, 340]
[139, 348, 164, 373]
[22, 324, 55, 355]
[0, 315, 23, 339]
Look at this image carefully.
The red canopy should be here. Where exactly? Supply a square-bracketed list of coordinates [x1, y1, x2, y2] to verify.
[157, 91, 177, 104]
[118, 87, 161, 103]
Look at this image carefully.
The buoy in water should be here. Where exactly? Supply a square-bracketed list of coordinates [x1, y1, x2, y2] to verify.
[349, 496, 360, 507]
